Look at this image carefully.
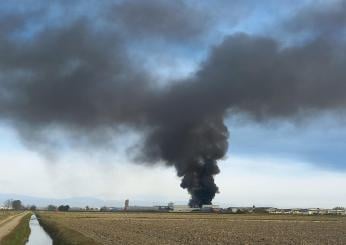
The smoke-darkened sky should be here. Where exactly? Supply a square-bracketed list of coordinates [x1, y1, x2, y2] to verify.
[0, 0, 346, 207]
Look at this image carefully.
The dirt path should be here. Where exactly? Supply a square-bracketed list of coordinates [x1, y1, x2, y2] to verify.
[0, 212, 29, 241]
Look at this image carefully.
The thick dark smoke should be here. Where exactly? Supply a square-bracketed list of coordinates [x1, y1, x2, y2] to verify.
[285, 0, 346, 35]
[109, 0, 210, 41]
[194, 34, 346, 119]
[1, 1, 346, 206]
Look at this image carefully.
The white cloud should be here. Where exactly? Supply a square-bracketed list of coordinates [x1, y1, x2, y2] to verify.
[0, 149, 188, 204]
[215, 156, 346, 208]
[1, 124, 346, 208]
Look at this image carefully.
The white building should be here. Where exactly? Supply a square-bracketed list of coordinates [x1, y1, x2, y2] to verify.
[172, 205, 199, 212]
[0, 205, 12, 210]
[308, 208, 320, 215]
[327, 209, 346, 215]
[201, 204, 220, 211]
[267, 208, 277, 214]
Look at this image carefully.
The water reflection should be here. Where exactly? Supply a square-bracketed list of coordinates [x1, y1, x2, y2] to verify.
[26, 214, 52, 245]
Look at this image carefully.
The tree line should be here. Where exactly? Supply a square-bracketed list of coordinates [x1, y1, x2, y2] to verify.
[3, 199, 70, 212]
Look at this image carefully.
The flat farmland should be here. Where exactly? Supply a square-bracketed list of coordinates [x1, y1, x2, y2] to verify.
[38, 212, 346, 244]
[0, 211, 19, 222]
[0, 212, 11, 222]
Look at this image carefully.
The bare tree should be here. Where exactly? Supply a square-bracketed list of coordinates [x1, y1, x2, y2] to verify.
[4, 199, 13, 209]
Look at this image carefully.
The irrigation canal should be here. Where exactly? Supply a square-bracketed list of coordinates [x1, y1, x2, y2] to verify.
[26, 214, 52, 245]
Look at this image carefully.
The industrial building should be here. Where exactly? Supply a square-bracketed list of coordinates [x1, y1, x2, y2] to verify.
[122, 199, 171, 212]
[171, 205, 199, 212]
[267, 208, 346, 215]
[126, 206, 161, 211]
[201, 204, 221, 212]
[124, 199, 129, 211]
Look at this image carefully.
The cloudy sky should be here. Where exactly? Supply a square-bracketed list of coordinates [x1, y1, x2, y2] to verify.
[1, 0, 346, 208]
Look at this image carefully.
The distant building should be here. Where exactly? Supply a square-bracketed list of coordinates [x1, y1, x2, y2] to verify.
[168, 202, 174, 210]
[126, 206, 160, 211]
[253, 207, 346, 216]
[201, 204, 220, 212]
[124, 199, 129, 211]
[327, 209, 345, 215]
[318, 209, 328, 215]
[308, 208, 320, 215]
[172, 205, 199, 212]
[154, 205, 170, 211]
[228, 207, 254, 213]
[253, 207, 272, 213]
[267, 208, 277, 214]
[100, 206, 122, 212]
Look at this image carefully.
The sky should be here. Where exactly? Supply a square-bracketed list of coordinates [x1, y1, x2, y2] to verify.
[1, 0, 346, 208]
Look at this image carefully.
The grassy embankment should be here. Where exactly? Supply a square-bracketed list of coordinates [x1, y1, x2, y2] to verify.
[1, 212, 32, 245]
[36, 212, 100, 245]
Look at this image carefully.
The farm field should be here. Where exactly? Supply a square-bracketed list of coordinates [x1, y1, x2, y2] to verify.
[37, 212, 346, 244]
[0, 211, 20, 222]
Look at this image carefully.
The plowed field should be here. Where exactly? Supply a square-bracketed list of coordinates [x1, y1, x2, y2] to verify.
[38, 212, 346, 244]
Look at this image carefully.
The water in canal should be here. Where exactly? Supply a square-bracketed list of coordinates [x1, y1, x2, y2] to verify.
[26, 214, 52, 245]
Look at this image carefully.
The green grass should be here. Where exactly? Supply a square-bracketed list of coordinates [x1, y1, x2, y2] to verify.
[36, 213, 100, 245]
[2, 213, 32, 245]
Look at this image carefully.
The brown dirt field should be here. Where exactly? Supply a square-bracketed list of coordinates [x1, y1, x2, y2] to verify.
[38, 212, 346, 245]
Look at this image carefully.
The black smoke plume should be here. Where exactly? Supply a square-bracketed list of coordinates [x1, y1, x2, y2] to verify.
[1, 1, 346, 206]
